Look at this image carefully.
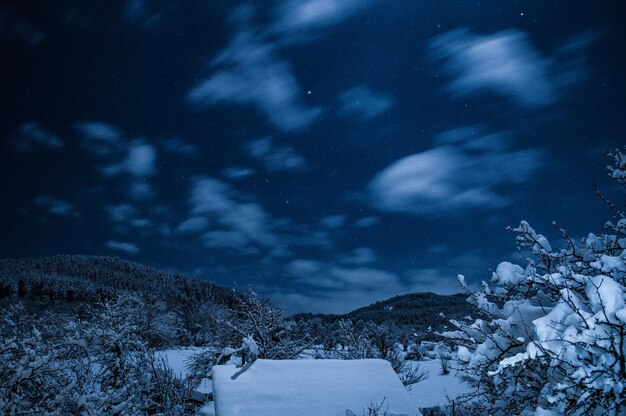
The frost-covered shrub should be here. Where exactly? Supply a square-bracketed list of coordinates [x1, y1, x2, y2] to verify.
[0, 299, 197, 416]
[226, 289, 313, 359]
[0, 305, 73, 415]
[444, 149, 626, 416]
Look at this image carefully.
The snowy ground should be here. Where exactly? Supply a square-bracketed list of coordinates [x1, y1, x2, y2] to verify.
[156, 348, 212, 396]
[212, 359, 417, 416]
[406, 359, 471, 409]
[157, 349, 470, 415]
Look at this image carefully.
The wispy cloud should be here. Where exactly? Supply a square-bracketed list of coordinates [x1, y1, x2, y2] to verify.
[181, 175, 337, 254]
[274, 259, 463, 313]
[245, 137, 308, 172]
[74, 121, 123, 156]
[175, 216, 210, 234]
[368, 127, 544, 216]
[404, 267, 463, 294]
[161, 137, 198, 156]
[319, 214, 347, 229]
[0, 6, 44, 46]
[190, 176, 277, 250]
[104, 203, 152, 230]
[187, 28, 321, 132]
[287, 259, 398, 290]
[430, 28, 594, 108]
[105, 240, 140, 255]
[337, 86, 394, 120]
[271, 0, 375, 36]
[354, 216, 379, 228]
[33, 195, 80, 219]
[340, 247, 378, 265]
[187, 1, 376, 132]
[103, 140, 157, 177]
[105, 203, 139, 222]
[74, 121, 158, 200]
[122, 0, 167, 28]
[11, 122, 63, 151]
[221, 166, 256, 180]
[276, 259, 409, 313]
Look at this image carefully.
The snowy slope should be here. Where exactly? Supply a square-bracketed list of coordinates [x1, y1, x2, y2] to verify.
[212, 359, 421, 416]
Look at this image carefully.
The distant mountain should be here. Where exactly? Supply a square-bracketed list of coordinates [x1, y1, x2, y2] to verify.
[295, 292, 477, 335]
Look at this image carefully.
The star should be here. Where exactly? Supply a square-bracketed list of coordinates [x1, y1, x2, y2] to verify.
[307, 90, 312, 95]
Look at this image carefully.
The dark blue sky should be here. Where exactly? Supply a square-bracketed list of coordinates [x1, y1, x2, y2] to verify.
[1, 0, 625, 313]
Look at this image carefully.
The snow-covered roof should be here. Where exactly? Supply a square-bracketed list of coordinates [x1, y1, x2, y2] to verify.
[212, 358, 420, 416]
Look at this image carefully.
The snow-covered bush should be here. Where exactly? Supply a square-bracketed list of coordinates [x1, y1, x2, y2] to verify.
[0, 304, 74, 415]
[226, 290, 313, 359]
[444, 149, 626, 415]
[0, 299, 197, 415]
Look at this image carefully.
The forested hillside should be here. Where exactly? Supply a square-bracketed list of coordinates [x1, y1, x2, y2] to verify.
[295, 292, 475, 338]
[0, 255, 236, 306]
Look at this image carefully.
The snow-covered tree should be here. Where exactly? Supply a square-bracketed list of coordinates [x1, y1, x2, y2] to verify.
[444, 149, 626, 415]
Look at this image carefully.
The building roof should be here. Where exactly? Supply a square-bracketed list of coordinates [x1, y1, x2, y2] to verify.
[212, 358, 420, 416]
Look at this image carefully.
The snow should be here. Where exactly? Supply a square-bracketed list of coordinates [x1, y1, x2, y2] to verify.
[586, 275, 625, 317]
[212, 359, 420, 416]
[198, 402, 216, 416]
[156, 348, 212, 395]
[494, 262, 525, 285]
[407, 359, 471, 409]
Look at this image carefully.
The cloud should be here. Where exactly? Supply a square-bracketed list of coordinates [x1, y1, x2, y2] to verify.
[161, 137, 198, 156]
[354, 216, 379, 228]
[11, 122, 63, 151]
[319, 214, 347, 229]
[0, 6, 45, 46]
[286, 259, 325, 278]
[430, 28, 593, 108]
[286, 259, 400, 291]
[74, 121, 158, 200]
[182, 176, 338, 254]
[187, 2, 376, 132]
[245, 137, 307, 172]
[126, 180, 155, 200]
[105, 203, 139, 222]
[74, 121, 123, 156]
[222, 166, 256, 180]
[276, 261, 409, 313]
[104, 203, 152, 229]
[33, 195, 81, 219]
[176, 216, 209, 233]
[273, 260, 465, 313]
[103, 140, 157, 177]
[122, 0, 166, 28]
[187, 29, 321, 132]
[271, 0, 374, 35]
[368, 127, 544, 216]
[202, 230, 258, 253]
[404, 267, 464, 294]
[105, 240, 140, 255]
[338, 86, 394, 120]
[340, 247, 378, 265]
[190, 176, 276, 250]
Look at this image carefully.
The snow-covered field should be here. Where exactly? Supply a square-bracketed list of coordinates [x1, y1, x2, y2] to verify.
[158, 349, 470, 415]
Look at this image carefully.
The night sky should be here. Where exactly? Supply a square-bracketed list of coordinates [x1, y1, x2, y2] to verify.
[2, 1, 625, 313]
